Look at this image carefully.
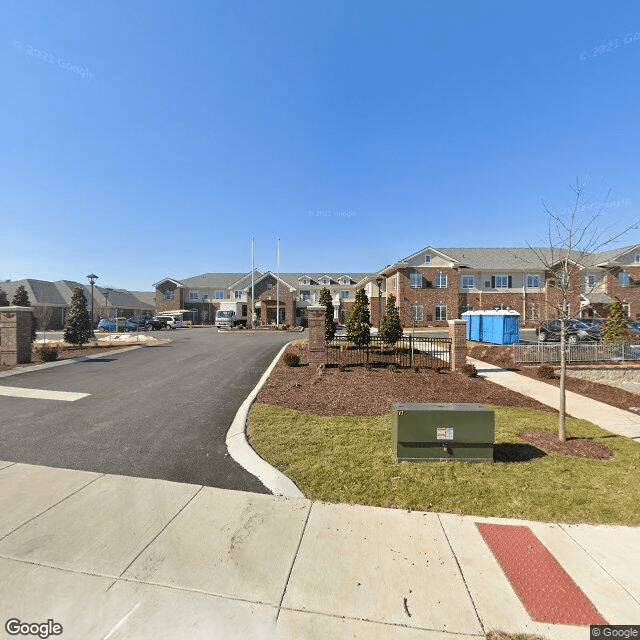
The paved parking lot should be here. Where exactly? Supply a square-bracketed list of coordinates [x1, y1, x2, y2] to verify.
[0, 328, 298, 491]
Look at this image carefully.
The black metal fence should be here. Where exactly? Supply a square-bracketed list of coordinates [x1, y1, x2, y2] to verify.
[326, 335, 451, 369]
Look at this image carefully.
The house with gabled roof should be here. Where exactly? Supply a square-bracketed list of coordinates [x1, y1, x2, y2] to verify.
[0, 279, 155, 330]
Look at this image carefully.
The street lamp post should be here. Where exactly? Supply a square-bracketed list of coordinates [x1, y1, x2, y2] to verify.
[375, 275, 385, 330]
[87, 273, 98, 334]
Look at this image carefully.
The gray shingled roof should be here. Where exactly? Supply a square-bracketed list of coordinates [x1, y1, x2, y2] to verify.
[180, 273, 252, 289]
[433, 248, 590, 270]
[0, 279, 153, 310]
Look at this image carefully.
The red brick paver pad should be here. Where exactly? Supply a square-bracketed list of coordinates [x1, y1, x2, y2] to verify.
[476, 523, 607, 626]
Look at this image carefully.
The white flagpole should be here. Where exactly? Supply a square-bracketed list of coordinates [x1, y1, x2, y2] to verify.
[276, 237, 280, 326]
[251, 237, 255, 329]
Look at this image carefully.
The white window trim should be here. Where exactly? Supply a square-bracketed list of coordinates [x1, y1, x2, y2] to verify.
[435, 272, 447, 288]
[461, 275, 474, 289]
[410, 302, 423, 322]
[424, 254, 432, 264]
[410, 272, 422, 288]
[188, 291, 199, 300]
[526, 274, 540, 289]
[435, 304, 447, 321]
[494, 275, 509, 288]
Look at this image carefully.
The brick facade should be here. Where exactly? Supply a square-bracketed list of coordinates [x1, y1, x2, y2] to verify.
[156, 281, 184, 313]
[448, 319, 467, 372]
[249, 274, 296, 325]
[307, 305, 326, 366]
[0, 307, 33, 365]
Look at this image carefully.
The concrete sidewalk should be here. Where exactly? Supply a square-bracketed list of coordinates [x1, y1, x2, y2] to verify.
[0, 462, 638, 640]
[468, 358, 640, 441]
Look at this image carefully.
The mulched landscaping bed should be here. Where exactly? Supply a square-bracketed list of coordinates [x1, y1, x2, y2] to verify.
[256, 342, 552, 417]
[469, 343, 640, 413]
[519, 429, 614, 460]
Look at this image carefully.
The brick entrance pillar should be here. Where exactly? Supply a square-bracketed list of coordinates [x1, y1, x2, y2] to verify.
[448, 319, 467, 372]
[0, 306, 33, 365]
[307, 304, 326, 366]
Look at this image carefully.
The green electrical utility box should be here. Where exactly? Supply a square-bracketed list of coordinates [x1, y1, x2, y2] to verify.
[392, 403, 495, 462]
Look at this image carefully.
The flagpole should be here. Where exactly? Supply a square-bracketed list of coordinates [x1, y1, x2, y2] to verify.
[276, 237, 280, 326]
[251, 237, 255, 329]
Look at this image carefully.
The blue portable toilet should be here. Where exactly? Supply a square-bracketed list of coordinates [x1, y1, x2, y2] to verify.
[461, 310, 520, 344]
[461, 311, 481, 341]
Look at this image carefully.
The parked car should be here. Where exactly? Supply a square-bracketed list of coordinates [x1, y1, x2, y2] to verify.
[626, 321, 640, 338]
[579, 318, 605, 329]
[537, 319, 600, 343]
[97, 318, 137, 332]
[144, 316, 170, 331]
[128, 315, 152, 330]
[155, 314, 184, 329]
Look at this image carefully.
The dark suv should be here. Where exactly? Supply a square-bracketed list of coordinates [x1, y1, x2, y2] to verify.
[144, 316, 169, 331]
[537, 319, 600, 343]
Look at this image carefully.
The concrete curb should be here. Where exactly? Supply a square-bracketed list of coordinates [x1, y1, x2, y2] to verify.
[0, 344, 146, 379]
[226, 341, 304, 498]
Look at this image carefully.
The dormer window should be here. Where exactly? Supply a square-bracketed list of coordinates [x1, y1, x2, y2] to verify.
[339, 276, 350, 285]
[301, 276, 310, 285]
[424, 254, 432, 264]
[635, 253, 640, 263]
[322, 276, 330, 285]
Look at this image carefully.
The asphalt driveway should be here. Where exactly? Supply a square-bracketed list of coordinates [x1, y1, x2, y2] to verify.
[0, 329, 299, 492]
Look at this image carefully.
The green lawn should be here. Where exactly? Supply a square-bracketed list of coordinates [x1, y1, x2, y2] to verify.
[249, 404, 640, 525]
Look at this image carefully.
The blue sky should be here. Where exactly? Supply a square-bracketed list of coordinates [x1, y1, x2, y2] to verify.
[2, 1, 639, 291]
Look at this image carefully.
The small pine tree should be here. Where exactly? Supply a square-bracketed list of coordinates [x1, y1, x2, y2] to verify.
[11, 284, 30, 306]
[64, 287, 93, 346]
[601, 300, 627, 342]
[379, 294, 403, 346]
[345, 287, 371, 347]
[0, 288, 8, 306]
[319, 287, 336, 342]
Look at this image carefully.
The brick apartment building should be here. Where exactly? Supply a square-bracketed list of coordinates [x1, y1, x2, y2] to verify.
[365, 245, 640, 327]
[154, 270, 369, 326]
[154, 243, 640, 328]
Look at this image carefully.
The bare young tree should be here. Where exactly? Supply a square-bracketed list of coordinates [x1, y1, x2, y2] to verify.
[529, 179, 638, 441]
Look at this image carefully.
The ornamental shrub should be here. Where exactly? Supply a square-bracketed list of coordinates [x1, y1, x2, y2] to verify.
[37, 345, 59, 362]
[379, 294, 403, 346]
[283, 352, 300, 367]
[537, 364, 556, 379]
[345, 288, 371, 348]
[601, 300, 627, 342]
[319, 287, 336, 342]
[63, 287, 93, 346]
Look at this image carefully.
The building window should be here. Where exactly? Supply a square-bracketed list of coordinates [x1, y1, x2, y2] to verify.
[300, 290, 310, 301]
[340, 290, 349, 299]
[622, 302, 630, 317]
[424, 254, 432, 263]
[494, 275, 509, 288]
[392, 276, 398, 289]
[461, 275, 474, 289]
[435, 272, 447, 288]
[214, 290, 224, 299]
[322, 277, 330, 285]
[301, 277, 310, 285]
[312, 291, 318, 302]
[188, 291, 199, 301]
[526, 274, 540, 288]
[556, 271, 568, 287]
[618, 272, 630, 287]
[586, 274, 596, 288]
[635, 254, 640, 263]
[234, 290, 243, 299]
[525, 302, 540, 322]
[410, 272, 422, 288]
[163, 290, 174, 300]
[435, 304, 447, 321]
[339, 276, 349, 285]
[410, 302, 423, 322]
[267, 283, 273, 290]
